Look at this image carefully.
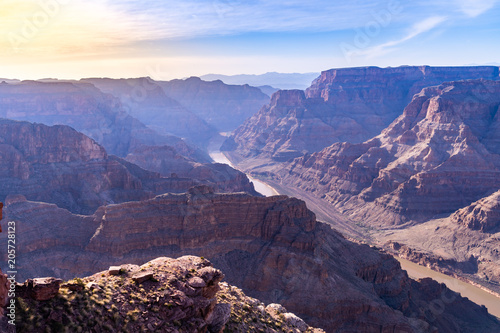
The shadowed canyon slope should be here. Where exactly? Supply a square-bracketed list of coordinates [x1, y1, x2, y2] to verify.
[272, 79, 500, 289]
[0, 80, 198, 158]
[158, 77, 271, 132]
[0, 119, 255, 214]
[81, 77, 218, 148]
[281, 79, 500, 224]
[1, 188, 499, 332]
[223, 66, 500, 163]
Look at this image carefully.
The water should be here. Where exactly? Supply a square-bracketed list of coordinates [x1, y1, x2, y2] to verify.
[209, 151, 279, 197]
[209, 139, 500, 318]
[397, 258, 500, 318]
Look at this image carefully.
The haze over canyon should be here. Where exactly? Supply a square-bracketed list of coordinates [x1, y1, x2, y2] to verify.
[1, 66, 500, 332]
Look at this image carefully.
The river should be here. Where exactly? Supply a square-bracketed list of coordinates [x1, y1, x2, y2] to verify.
[397, 258, 500, 318]
[209, 150, 279, 197]
[209, 145, 500, 319]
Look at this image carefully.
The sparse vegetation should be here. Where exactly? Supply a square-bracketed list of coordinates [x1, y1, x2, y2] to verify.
[14, 257, 322, 332]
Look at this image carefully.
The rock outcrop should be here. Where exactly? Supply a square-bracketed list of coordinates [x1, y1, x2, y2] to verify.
[124, 145, 258, 196]
[281, 79, 500, 225]
[0, 119, 149, 214]
[266, 79, 500, 290]
[3, 189, 499, 332]
[452, 190, 500, 232]
[224, 66, 500, 165]
[159, 76, 271, 132]
[14, 256, 324, 333]
[0, 119, 255, 214]
[82, 77, 218, 148]
[0, 80, 196, 157]
[17, 277, 63, 301]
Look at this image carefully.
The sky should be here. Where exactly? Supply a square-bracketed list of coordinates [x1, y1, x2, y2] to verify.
[0, 0, 499, 80]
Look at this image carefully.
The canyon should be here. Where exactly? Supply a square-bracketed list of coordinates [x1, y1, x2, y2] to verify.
[220, 69, 500, 298]
[0, 119, 255, 214]
[223, 66, 500, 163]
[2, 66, 500, 332]
[269, 79, 500, 291]
[2, 188, 499, 332]
[0, 80, 195, 158]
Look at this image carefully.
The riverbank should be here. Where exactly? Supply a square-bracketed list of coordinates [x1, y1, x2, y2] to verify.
[209, 149, 279, 197]
[397, 258, 500, 319]
[209, 143, 500, 318]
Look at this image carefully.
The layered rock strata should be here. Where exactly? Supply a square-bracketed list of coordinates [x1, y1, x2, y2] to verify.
[224, 66, 500, 164]
[0, 80, 197, 157]
[2, 188, 499, 332]
[280, 80, 500, 224]
[14, 256, 324, 333]
[452, 190, 500, 232]
[0, 119, 255, 214]
[268, 79, 500, 289]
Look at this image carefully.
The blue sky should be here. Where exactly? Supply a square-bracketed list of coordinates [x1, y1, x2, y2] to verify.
[1, 0, 499, 79]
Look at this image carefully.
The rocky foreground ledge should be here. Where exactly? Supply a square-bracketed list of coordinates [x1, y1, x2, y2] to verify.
[1, 257, 324, 333]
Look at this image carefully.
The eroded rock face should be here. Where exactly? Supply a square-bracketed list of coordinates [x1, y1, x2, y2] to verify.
[281, 80, 500, 225]
[0, 119, 256, 214]
[0, 119, 150, 214]
[452, 190, 500, 232]
[3, 190, 499, 332]
[125, 145, 258, 196]
[158, 76, 271, 132]
[15, 256, 324, 333]
[0, 80, 190, 157]
[224, 66, 500, 163]
[17, 278, 63, 301]
[81, 77, 218, 148]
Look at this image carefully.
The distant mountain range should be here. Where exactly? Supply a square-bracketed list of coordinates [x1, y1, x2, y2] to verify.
[200, 72, 320, 90]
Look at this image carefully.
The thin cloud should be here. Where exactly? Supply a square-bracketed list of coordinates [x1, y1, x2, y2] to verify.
[457, 0, 498, 17]
[100, 0, 390, 39]
[353, 16, 447, 58]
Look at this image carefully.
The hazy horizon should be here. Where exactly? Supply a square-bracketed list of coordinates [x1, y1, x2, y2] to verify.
[1, 0, 499, 80]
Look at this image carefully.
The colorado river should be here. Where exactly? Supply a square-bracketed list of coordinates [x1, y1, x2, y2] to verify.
[396, 258, 500, 318]
[209, 141, 500, 318]
[209, 150, 279, 197]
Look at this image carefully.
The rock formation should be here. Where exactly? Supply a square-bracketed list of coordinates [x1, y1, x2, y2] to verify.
[281, 79, 500, 225]
[124, 145, 258, 195]
[0, 80, 196, 157]
[265, 79, 500, 290]
[14, 256, 324, 333]
[224, 66, 500, 165]
[452, 190, 500, 232]
[81, 77, 218, 148]
[158, 76, 270, 132]
[2, 188, 499, 332]
[0, 119, 255, 214]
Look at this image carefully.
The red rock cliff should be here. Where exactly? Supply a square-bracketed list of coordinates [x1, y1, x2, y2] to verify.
[3, 189, 499, 332]
[224, 66, 500, 165]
